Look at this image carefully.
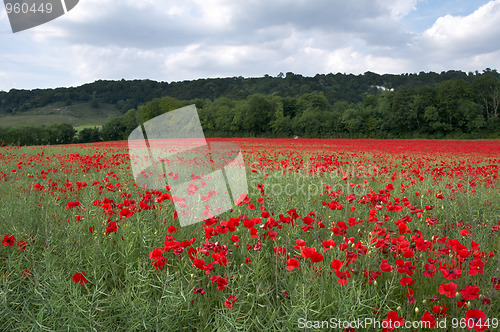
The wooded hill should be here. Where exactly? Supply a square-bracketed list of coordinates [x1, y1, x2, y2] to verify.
[0, 69, 499, 144]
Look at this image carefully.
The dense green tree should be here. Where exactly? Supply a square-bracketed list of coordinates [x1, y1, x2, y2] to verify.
[341, 107, 364, 136]
[101, 108, 139, 141]
[244, 94, 274, 135]
[2, 70, 500, 145]
[47, 123, 76, 144]
[271, 103, 293, 137]
[472, 74, 500, 121]
[78, 127, 102, 143]
[436, 79, 473, 127]
[138, 96, 186, 123]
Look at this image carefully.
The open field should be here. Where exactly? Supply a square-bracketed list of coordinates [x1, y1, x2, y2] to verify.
[0, 102, 120, 128]
[0, 139, 499, 331]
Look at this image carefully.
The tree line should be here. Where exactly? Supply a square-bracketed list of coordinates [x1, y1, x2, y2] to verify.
[2, 69, 499, 115]
[0, 69, 499, 146]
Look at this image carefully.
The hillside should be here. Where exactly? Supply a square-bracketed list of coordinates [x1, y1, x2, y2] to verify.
[2, 69, 499, 123]
[0, 101, 120, 128]
[0, 69, 499, 145]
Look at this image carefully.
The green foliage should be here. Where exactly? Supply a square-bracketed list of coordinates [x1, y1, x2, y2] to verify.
[244, 94, 275, 136]
[138, 97, 187, 123]
[101, 108, 139, 142]
[1, 70, 500, 144]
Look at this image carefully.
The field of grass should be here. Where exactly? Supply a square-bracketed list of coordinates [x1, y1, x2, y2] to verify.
[0, 102, 121, 128]
[0, 139, 499, 331]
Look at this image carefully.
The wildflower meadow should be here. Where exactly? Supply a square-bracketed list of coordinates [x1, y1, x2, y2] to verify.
[0, 138, 499, 331]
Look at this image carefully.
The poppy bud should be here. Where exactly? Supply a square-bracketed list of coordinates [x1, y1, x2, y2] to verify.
[374, 280, 377, 286]
[397, 306, 401, 311]
[422, 300, 426, 304]
[415, 307, 419, 313]
[467, 301, 471, 308]
[455, 292, 460, 298]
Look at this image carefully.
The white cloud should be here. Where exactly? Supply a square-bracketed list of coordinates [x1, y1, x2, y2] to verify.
[420, 0, 500, 56]
[377, 0, 419, 19]
[68, 45, 166, 82]
[0, 0, 499, 91]
[324, 47, 409, 74]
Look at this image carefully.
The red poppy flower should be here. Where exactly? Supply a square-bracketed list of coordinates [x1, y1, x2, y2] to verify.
[439, 267, 462, 280]
[457, 299, 468, 309]
[380, 259, 393, 272]
[335, 270, 351, 285]
[460, 285, 480, 300]
[331, 258, 343, 271]
[273, 246, 287, 255]
[105, 221, 118, 234]
[216, 277, 228, 291]
[152, 257, 167, 270]
[300, 246, 316, 259]
[72, 272, 88, 285]
[420, 311, 437, 329]
[382, 311, 404, 332]
[406, 289, 416, 305]
[395, 259, 416, 276]
[460, 229, 471, 237]
[17, 240, 27, 251]
[423, 264, 436, 278]
[462, 309, 487, 331]
[432, 305, 449, 318]
[168, 225, 177, 233]
[286, 258, 300, 271]
[193, 287, 206, 295]
[310, 251, 324, 263]
[400, 277, 415, 286]
[322, 239, 335, 252]
[438, 282, 457, 298]
[149, 248, 163, 260]
[345, 250, 358, 266]
[65, 201, 81, 209]
[119, 208, 133, 218]
[2, 234, 15, 246]
[225, 295, 238, 308]
[364, 270, 381, 284]
[468, 258, 484, 276]
[491, 277, 500, 290]
[192, 258, 207, 270]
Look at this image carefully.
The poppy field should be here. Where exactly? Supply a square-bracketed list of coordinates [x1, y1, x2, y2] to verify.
[0, 138, 499, 331]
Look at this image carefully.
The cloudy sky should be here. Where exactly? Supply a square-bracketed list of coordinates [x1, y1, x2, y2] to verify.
[1, 0, 500, 91]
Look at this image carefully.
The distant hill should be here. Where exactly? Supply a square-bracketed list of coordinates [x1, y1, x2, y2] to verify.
[0, 101, 120, 128]
[2, 69, 499, 128]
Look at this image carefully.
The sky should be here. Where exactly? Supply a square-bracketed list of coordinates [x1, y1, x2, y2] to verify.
[1, 0, 500, 91]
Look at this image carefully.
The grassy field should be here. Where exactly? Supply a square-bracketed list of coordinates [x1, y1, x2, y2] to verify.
[0, 102, 121, 128]
[0, 139, 499, 331]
